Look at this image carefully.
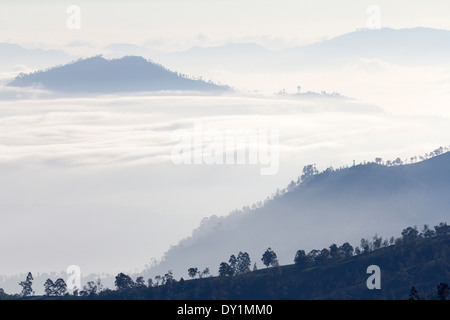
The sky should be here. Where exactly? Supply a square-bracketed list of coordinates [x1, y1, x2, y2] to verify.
[1, 0, 450, 51]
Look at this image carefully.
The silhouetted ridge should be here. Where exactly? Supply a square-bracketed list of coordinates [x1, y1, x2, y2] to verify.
[144, 150, 450, 280]
[8, 55, 230, 93]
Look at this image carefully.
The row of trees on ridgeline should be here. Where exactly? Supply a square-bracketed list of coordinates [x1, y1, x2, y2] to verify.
[231, 146, 450, 216]
[1, 222, 448, 300]
[294, 222, 449, 269]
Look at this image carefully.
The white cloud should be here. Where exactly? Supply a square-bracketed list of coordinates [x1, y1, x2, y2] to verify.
[0, 94, 449, 278]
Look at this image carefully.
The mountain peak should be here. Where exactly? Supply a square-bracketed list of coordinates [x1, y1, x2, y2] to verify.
[8, 56, 230, 94]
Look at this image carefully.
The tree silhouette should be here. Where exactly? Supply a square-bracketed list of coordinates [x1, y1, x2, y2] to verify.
[389, 236, 395, 245]
[228, 255, 237, 276]
[360, 238, 371, 253]
[81, 281, 97, 296]
[409, 286, 419, 300]
[95, 279, 104, 293]
[294, 250, 308, 267]
[201, 268, 210, 278]
[54, 278, 67, 296]
[329, 244, 339, 260]
[19, 272, 34, 297]
[434, 222, 450, 237]
[155, 275, 162, 286]
[164, 270, 174, 285]
[421, 224, 435, 238]
[188, 268, 198, 279]
[261, 248, 278, 268]
[307, 249, 320, 265]
[316, 248, 330, 265]
[401, 226, 419, 242]
[44, 279, 55, 296]
[338, 242, 354, 258]
[372, 234, 383, 249]
[300, 164, 318, 181]
[135, 276, 146, 289]
[115, 273, 134, 291]
[0, 288, 7, 300]
[218, 262, 233, 277]
[236, 252, 251, 274]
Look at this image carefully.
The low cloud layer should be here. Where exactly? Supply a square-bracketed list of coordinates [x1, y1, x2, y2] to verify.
[1, 94, 449, 281]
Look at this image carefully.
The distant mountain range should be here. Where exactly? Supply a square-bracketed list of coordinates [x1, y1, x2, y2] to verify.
[144, 151, 450, 279]
[0, 43, 73, 73]
[281, 27, 450, 65]
[3, 27, 450, 76]
[154, 27, 450, 73]
[8, 56, 231, 93]
[3, 27, 450, 88]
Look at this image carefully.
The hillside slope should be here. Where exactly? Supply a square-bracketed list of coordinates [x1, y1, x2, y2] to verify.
[8, 56, 230, 93]
[146, 152, 450, 279]
[22, 234, 447, 300]
[133, 235, 450, 300]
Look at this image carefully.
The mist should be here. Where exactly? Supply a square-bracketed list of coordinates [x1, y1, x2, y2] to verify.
[1, 93, 449, 282]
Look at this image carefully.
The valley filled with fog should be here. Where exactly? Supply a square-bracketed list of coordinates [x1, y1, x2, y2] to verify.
[1, 91, 450, 281]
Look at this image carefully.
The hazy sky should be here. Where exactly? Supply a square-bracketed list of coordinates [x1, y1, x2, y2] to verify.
[2, 1, 450, 50]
